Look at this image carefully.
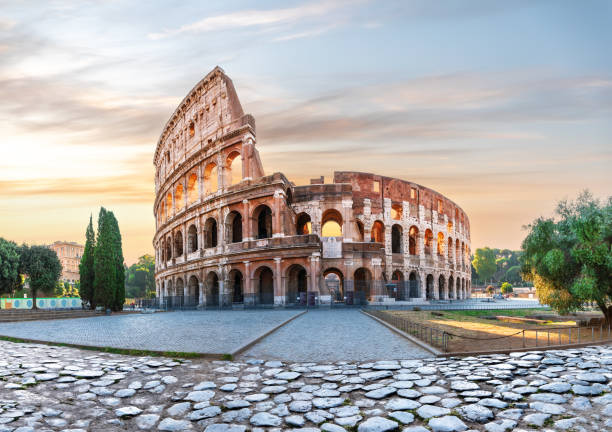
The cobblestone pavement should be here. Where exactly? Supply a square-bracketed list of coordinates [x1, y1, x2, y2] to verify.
[1, 341, 612, 432]
[0, 311, 301, 354]
[242, 309, 431, 361]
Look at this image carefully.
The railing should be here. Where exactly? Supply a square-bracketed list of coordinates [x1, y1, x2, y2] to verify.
[367, 309, 448, 351]
[367, 309, 612, 353]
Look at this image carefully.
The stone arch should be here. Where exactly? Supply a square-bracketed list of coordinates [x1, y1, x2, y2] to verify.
[323, 267, 344, 301]
[187, 173, 198, 205]
[254, 266, 274, 305]
[204, 162, 218, 194]
[322, 209, 343, 237]
[166, 193, 172, 220]
[175, 277, 184, 297]
[448, 237, 453, 261]
[174, 231, 183, 257]
[456, 277, 461, 299]
[175, 183, 184, 212]
[205, 271, 219, 306]
[439, 274, 446, 299]
[226, 151, 242, 185]
[165, 237, 172, 260]
[371, 220, 384, 243]
[286, 264, 308, 305]
[187, 224, 198, 253]
[204, 217, 218, 248]
[188, 275, 199, 300]
[166, 279, 172, 297]
[253, 204, 273, 239]
[409, 226, 419, 255]
[391, 203, 402, 221]
[159, 201, 165, 225]
[409, 271, 420, 298]
[226, 211, 243, 243]
[426, 274, 435, 300]
[437, 232, 445, 256]
[391, 224, 402, 253]
[228, 269, 244, 304]
[424, 229, 434, 255]
[354, 267, 372, 299]
[448, 275, 454, 299]
[296, 212, 312, 235]
[355, 220, 365, 242]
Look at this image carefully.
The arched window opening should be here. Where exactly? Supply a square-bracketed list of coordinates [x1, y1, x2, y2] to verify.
[256, 267, 274, 305]
[439, 275, 446, 300]
[165, 237, 172, 261]
[204, 163, 218, 194]
[370, 220, 384, 243]
[187, 225, 198, 253]
[448, 276, 454, 299]
[296, 213, 312, 235]
[286, 265, 308, 305]
[229, 270, 243, 304]
[409, 272, 420, 298]
[324, 268, 344, 302]
[160, 202, 165, 224]
[447, 221, 453, 233]
[175, 278, 184, 297]
[424, 229, 433, 255]
[226, 151, 242, 185]
[391, 224, 402, 253]
[408, 226, 418, 255]
[356, 220, 365, 242]
[437, 232, 445, 256]
[175, 184, 184, 212]
[166, 193, 172, 220]
[187, 173, 198, 205]
[226, 211, 243, 243]
[354, 267, 373, 299]
[204, 218, 218, 248]
[448, 237, 453, 261]
[206, 272, 219, 307]
[426, 274, 435, 300]
[174, 231, 183, 257]
[189, 122, 195, 137]
[253, 205, 273, 239]
[321, 209, 343, 237]
[391, 204, 402, 220]
[188, 276, 199, 301]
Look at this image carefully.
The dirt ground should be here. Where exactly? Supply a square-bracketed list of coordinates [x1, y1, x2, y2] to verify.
[385, 309, 610, 353]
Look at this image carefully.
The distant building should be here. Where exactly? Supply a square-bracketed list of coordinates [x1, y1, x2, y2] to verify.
[48, 241, 84, 284]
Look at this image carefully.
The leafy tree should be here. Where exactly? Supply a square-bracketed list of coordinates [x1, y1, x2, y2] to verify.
[505, 265, 522, 284]
[472, 247, 497, 283]
[79, 215, 96, 309]
[521, 191, 612, 322]
[125, 254, 155, 298]
[0, 238, 20, 295]
[19, 245, 61, 309]
[93, 208, 115, 310]
[500, 282, 513, 294]
[486, 285, 495, 295]
[107, 211, 125, 311]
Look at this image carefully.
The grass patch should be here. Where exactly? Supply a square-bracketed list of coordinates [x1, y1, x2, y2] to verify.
[222, 354, 233, 361]
[443, 308, 552, 318]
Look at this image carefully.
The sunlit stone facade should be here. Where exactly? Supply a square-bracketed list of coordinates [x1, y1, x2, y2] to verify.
[153, 67, 471, 307]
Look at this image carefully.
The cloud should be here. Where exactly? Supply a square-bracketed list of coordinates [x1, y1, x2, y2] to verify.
[148, 0, 360, 39]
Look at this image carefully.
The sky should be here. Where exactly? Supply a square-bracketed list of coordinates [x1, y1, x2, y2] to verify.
[1, 0, 611, 264]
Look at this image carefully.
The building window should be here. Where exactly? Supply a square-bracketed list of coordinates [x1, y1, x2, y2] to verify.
[437, 199, 443, 213]
[411, 188, 417, 200]
[373, 181, 380, 193]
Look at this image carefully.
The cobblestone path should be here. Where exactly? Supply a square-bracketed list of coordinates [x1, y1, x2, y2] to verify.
[242, 309, 431, 361]
[0, 310, 301, 354]
[1, 340, 612, 431]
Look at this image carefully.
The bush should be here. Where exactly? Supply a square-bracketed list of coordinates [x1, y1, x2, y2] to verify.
[500, 282, 513, 294]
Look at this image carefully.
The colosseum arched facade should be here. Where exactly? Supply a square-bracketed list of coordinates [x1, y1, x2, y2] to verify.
[153, 67, 471, 307]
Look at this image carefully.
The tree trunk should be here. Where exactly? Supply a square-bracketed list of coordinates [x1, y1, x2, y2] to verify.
[597, 302, 612, 326]
[32, 290, 37, 310]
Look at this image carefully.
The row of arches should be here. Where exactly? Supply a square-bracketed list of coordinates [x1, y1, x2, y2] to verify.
[158, 151, 243, 225]
[159, 204, 274, 261]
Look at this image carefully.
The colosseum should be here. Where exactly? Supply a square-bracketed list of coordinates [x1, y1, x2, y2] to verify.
[153, 67, 471, 308]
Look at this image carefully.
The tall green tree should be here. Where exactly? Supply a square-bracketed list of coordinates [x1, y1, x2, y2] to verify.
[79, 215, 96, 309]
[19, 245, 62, 309]
[472, 247, 497, 283]
[521, 191, 612, 322]
[93, 208, 115, 310]
[0, 238, 20, 295]
[107, 211, 125, 311]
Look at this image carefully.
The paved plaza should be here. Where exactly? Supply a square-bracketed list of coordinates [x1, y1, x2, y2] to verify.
[0, 310, 302, 355]
[242, 309, 431, 361]
[1, 340, 612, 431]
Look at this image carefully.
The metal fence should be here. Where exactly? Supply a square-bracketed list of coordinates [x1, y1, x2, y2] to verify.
[366, 309, 612, 353]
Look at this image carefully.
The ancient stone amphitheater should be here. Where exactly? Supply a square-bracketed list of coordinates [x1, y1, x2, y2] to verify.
[153, 67, 471, 308]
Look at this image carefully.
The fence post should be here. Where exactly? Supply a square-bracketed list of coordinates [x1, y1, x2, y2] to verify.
[578, 327, 581, 343]
[535, 330, 538, 347]
[522, 330, 525, 348]
[569, 327, 572, 343]
[558, 328, 561, 345]
[592, 326, 594, 341]
[547, 330, 550, 346]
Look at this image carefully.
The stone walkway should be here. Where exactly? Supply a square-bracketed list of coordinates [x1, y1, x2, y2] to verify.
[0, 310, 301, 354]
[242, 309, 431, 361]
[1, 340, 611, 431]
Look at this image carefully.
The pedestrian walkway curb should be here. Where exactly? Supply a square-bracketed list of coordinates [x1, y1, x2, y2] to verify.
[231, 310, 308, 359]
[361, 309, 442, 356]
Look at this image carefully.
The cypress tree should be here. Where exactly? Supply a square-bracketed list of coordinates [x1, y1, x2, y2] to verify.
[93, 208, 114, 310]
[107, 211, 126, 311]
[79, 215, 96, 309]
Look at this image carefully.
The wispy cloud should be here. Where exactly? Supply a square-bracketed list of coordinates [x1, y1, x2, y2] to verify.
[148, 0, 360, 40]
